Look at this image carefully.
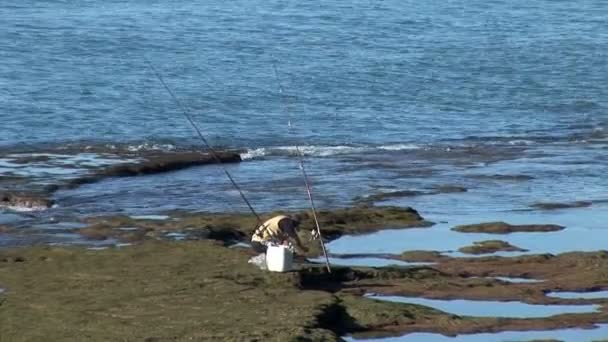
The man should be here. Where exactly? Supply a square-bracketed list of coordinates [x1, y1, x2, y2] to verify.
[251, 214, 315, 254]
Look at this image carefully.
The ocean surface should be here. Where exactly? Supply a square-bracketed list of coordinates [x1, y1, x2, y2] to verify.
[2, 0, 608, 242]
[2, 1, 608, 338]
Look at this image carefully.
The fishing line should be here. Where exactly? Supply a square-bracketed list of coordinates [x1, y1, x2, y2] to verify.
[144, 57, 263, 225]
[271, 62, 332, 273]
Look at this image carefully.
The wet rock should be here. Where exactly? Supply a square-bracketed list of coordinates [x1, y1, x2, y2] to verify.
[458, 240, 528, 255]
[0, 175, 29, 185]
[531, 201, 592, 210]
[66, 150, 241, 188]
[469, 174, 535, 181]
[453, 222, 564, 234]
[400, 250, 444, 262]
[9, 155, 52, 164]
[354, 190, 430, 204]
[311, 206, 432, 240]
[0, 225, 15, 233]
[354, 186, 467, 204]
[433, 185, 468, 193]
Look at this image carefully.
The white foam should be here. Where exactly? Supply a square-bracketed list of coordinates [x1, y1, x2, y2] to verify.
[240, 144, 422, 160]
[126, 143, 176, 152]
[508, 139, 535, 146]
[378, 143, 422, 151]
[0, 204, 48, 212]
[240, 148, 268, 160]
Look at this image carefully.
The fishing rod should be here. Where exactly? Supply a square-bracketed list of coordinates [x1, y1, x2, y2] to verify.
[272, 62, 332, 273]
[144, 58, 263, 225]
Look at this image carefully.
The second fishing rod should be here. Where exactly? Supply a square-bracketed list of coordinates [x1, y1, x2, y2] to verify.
[271, 62, 332, 273]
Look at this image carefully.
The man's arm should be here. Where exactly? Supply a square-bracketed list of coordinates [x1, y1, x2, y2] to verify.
[280, 219, 308, 253]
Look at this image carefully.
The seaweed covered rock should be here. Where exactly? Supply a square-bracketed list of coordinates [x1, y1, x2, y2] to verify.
[458, 240, 528, 255]
[453, 222, 564, 234]
[531, 201, 592, 210]
[77, 206, 432, 249]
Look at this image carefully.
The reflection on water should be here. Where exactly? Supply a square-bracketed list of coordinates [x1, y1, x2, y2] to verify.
[343, 324, 608, 342]
[365, 295, 601, 318]
[308, 257, 434, 268]
[492, 276, 544, 283]
[327, 202, 608, 257]
[547, 290, 608, 299]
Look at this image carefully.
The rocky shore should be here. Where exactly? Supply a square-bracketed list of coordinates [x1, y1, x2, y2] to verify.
[1, 206, 607, 341]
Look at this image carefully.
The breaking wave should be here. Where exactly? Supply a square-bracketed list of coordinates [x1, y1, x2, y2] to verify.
[240, 144, 422, 160]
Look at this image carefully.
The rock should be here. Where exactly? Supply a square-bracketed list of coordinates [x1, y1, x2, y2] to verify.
[531, 201, 592, 210]
[458, 240, 528, 255]
[77, 206, 432, 253]
[66, 150, 241, 188]
[400, 250, 444, 262]
[354, 186, 467, 204]
[469, 174, 535, 181]
[354, 190, 430, 204]
[452, 222, 564, 234]
[433, 185, 468, 193]
[0, 225, 15, 233]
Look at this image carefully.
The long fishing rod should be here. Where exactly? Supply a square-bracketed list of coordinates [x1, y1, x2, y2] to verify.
[272, 63, 331, 273]
[144, 58, 263, 225]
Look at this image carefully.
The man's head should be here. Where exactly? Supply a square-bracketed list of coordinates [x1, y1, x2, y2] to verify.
[289, 214, 302, 230]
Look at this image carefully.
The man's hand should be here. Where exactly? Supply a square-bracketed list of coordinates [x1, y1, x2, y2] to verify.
[311, 229, 320, 240]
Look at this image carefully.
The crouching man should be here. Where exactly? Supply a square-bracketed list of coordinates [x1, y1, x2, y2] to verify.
[251, 214, 316, 254]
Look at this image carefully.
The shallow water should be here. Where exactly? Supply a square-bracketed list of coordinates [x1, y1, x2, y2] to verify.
[129, 215, 170, 220]
[343, 324, 608, 342]
[326, 202, 608, 257]
[492, 276, 544, 284]
[547, 290, 608, 300]
[365, 295, 601, 318]
[308, 257, 432, 268]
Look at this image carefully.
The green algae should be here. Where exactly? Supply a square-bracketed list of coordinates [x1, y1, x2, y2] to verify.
[0, 241, 337, 341]
[0, 241, 475, 341]
[2, 241, 608, 340]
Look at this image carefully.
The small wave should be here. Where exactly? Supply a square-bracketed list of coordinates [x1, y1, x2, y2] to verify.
[377, 143, 422, 151]
[507, 140, 535, 146]
[126, 143, 177, 152]
[0, 204, 48, 212]
[240, 144, 423, 160]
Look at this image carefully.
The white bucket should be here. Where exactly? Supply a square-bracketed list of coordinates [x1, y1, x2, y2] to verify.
[266, 245, 293, 272]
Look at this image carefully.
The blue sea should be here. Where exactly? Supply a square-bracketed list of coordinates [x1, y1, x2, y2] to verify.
[1, 0, 608, 338]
